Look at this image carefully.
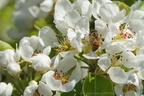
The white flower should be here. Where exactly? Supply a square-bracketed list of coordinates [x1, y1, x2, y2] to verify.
[24, 80, 53, 96]
[7, 62, 21, 76]
[31, 54, 51, 71]
[114, 72, 143, 96]
[23, 81, 38, 96]
[0, 49, 16, 67]
[0, 82, 13, 96]
[19, 36, 44, 61]
[41, 55, 81, 92]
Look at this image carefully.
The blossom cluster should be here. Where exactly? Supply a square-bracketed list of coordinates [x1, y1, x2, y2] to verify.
[0, 0, 144, 96]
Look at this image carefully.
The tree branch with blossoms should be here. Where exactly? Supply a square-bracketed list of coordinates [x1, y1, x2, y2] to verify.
[0, 0, 144, 96]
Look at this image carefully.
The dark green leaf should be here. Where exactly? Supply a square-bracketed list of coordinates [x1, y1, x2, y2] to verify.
[83, 73, 114, 96]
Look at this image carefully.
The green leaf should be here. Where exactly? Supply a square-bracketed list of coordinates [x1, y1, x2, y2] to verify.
[113, 1, 131, 15]
[0, 40, 14, 51]
[112, 0, 137, 6]
[138, 1, 144, 10]
[83, 73, 114, 96]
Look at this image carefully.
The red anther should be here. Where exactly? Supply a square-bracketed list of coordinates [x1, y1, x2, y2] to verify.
[120, 32, 123, 35]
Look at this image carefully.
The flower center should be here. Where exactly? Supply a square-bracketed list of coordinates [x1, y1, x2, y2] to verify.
[53, 70, 70, 85]
[112, 23, 133, 42]
[56, 38, 76, 54]
[110, 52, 122, 66]
[123, 84, 136, 93]
[32, 50, 43, 56]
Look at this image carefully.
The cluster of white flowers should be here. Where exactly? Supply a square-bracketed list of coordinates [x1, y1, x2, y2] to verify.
[0, 0, 144, 96]
[7, 0, 53, 39]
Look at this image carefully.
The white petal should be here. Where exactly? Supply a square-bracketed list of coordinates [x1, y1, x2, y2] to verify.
[129, 19, 144, 32]
[106, 42, 124, 58]
[54, 20, 68, 36]
[39, 26, 57, 47]
[67, 28, 76, 41]
[53, 54, 61, 69]
[98, 54, 110, 71]
[81, 0, 92, 18]
[99, 3, 119, 22]
[112, 9, 126, 23]
[64, 10, 81, 29]
[23, 85, 38, 96]
[71, 33, 83, 52]
[4, 83, 13, 96]
[125, 39, 136, 51]
[28, 6, 40, 18]
[0, 82, 7, 95]
[0, 82, 13, 96]
[7, 62, 21, 76]
[54, 0, 72, 21]
[95, 19, 108, 37]
[114, 85, 124, 96]
[121, 51, 136, 68]
[19, 44, 34, 61]
[57, 55, 77, 73]
[43, 46, 51, 55]
[69, 63, 81, 82]
[29, 36, 40, 51]
[31, 54, 51, 71]
[131, 10, 144, 19]
[92, 0, 111, 19]
[83, 51, 99, 59]
[0, 49, 15, 67]
[40, 0, 53, 12]
[79, 61, 89, 79]
[38, 81, 53, 96]
[75, 16, 89, 34]
[60, 80, 76, 92]
[125, 90, 137, 96]
[138, 69, 144, 80]
[108, 67, 128, 83]
[44, 71, 62, 91]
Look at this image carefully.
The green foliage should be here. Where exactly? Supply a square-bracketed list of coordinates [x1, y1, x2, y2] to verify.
[112, 0, 137, 6]
[138, 1, 144, 10]
[0, 40, 14, 51]
[83, 73, 114, 96]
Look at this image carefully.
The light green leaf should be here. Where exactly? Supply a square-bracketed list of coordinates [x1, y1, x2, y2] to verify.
[113, 1, 131, 15]
[138, 1, 144, 10]
[0, 40, 14, 51]
[83, 73, 114, 96]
